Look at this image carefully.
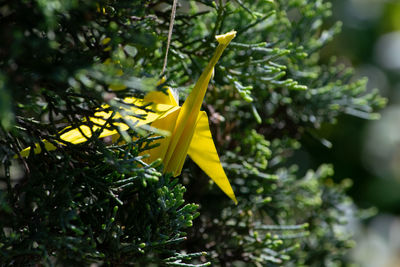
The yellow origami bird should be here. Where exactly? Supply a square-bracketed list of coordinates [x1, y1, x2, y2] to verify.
[18, 31, 237, 204]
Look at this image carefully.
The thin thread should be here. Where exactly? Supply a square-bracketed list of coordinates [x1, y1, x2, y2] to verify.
[161, 0, 178, 75]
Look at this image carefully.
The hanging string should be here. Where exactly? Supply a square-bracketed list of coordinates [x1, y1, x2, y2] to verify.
[161, 0, 178, 76]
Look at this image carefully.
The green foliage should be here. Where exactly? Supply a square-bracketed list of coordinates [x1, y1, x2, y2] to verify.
[0, 139, 201, 265]
[0, 0, 385, 266]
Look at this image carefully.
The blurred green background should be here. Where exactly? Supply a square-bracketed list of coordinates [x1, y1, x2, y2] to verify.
[302, 0, 400, 265]
[328, 0, 400, 214]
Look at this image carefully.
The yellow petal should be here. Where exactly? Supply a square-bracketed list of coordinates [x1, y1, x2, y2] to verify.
[188, 111, 237, 204]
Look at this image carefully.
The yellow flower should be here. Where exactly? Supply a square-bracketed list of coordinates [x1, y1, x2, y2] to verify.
[19, 31, 237, 204]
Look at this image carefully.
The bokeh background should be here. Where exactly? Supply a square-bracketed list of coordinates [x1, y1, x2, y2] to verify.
[303, 0, 400, 265]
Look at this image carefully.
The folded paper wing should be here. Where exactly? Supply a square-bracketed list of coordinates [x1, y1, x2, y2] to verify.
[188, 111, 237, 204]
[18, 100, 179, 157]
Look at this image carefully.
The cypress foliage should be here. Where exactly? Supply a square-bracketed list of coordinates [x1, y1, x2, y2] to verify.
[0, 0, 386, 266]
